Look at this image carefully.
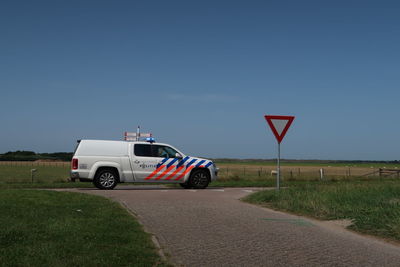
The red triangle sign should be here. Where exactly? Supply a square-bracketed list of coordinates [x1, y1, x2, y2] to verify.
[264, 115, 295, 144]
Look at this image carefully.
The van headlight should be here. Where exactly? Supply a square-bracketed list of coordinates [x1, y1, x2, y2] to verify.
[212, 163, 219, 174]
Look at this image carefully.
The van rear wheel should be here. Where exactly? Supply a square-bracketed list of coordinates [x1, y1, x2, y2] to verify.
[94, 169, 118, 190]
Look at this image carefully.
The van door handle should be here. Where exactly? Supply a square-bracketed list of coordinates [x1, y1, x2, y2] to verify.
[134, 160, 140, 164]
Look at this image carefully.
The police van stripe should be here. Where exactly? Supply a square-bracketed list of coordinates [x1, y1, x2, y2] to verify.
[176, 156, 190, 168]
[167, 158, 179, 168]
[157, 158, 169, 168]
[146, 157, 212, 181]
[175, 165, 194, 181]
[185, 159, 197, 169]
[145, 164, 166, 180]
[146, 158, 172, 180]
[155, 164, 176, 180]
[195, 160, 206, 167]
[165, 165, 184, 180]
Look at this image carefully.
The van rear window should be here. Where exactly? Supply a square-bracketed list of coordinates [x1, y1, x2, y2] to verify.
[134, 144, 152, 157]
[73, 140, 81, 155]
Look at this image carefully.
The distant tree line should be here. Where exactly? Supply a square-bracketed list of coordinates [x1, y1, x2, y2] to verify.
[0, 151, 73, 161]
[1, 152, 399, 164]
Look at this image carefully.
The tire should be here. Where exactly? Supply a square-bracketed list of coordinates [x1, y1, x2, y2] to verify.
[179, 183, 191, 189]
[93, 169, 118, 190]
[188, 169, 210, 189]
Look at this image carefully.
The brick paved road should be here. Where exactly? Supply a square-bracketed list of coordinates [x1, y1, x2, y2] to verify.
[66, 186, 400, 266]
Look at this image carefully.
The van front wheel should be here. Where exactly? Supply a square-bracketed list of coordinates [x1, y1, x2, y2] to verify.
[94, 169, 118, 190]
[189, 169, 210, 189]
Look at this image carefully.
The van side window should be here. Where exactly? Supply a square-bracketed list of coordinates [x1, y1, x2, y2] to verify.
[164, 146, 178, 158]
[134, 144, 152, 157]
[151, 145, 178, 158]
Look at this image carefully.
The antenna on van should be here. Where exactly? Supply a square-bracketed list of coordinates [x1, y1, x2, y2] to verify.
[124, 126, 153, 141]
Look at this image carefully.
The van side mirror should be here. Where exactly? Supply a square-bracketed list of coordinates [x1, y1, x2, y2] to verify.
[175, 153, 183, 159]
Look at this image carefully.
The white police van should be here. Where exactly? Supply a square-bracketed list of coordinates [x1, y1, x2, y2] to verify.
[70, 138, 218, 190]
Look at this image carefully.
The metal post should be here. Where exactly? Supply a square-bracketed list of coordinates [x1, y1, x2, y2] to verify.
[31, 169, 37, 183]
[136, 126, 140, 141]
[277, 142, 281, 191]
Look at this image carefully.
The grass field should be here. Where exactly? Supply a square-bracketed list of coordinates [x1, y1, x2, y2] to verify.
[244, 179, 400, 242]
[1, 160, 399, 186]
[214, 159, 400, 168]
[0, 190, 167, 266]
[216, 163, 399, 181]
[0, 162, 70, 183]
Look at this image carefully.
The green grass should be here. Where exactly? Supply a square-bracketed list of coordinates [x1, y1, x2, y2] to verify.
[244, 179, 400, 242]
[0, 190, 167, 266]
[0, 164, 70, 183]
[215, 160, 400, 168]
[209, 176, 333, 187]
[209, 171, 353, 188]
[0, 163, 94, 189]
[0, 181, 94, 189]
[0, 162, 392, 189]
[210, 180, 275, 187]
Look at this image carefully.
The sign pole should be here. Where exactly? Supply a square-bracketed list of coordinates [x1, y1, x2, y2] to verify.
[277, 142, 280, 191]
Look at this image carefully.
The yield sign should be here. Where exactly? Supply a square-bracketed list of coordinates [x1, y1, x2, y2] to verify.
[264, 115, 295, 144]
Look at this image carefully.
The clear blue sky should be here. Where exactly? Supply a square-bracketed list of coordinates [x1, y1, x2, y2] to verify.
[1, 0, 399, 160]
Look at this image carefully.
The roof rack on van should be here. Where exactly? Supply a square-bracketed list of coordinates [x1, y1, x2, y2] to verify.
[124, 126, 153, 142]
